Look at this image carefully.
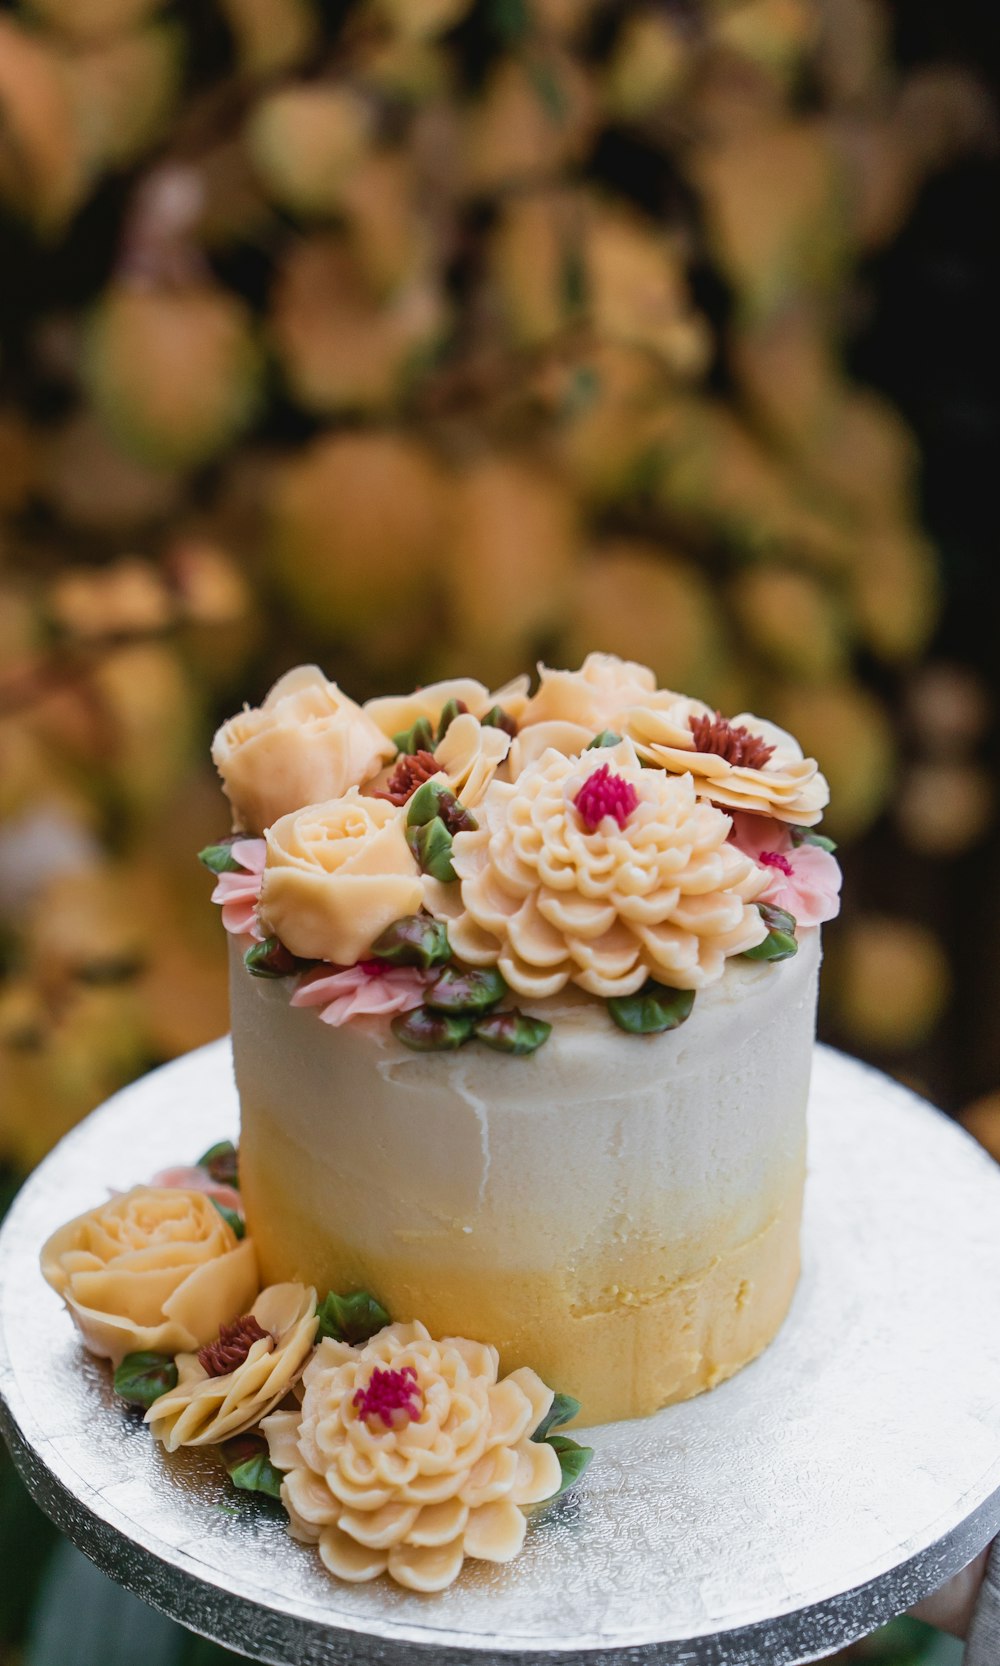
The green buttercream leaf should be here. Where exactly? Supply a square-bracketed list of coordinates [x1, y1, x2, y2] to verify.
[607, 981, 695, 1035]
[426, 966, 508, 1014]
[532, 1392, 581, 1443]
[545, 1434, 594, 1496]
[435, 698, 468, 743]
[480, 704, 518, 738]
[370, 914, 451, 969]
[316, 1290, 391, 1345]
[407, 817, 457, 882]
[474, 1008, 552, 1054]
[742, 930, 798, 963]
[197, 839, 245, 875]
[758, 903, 797, 934]
[407, 780, 477, 834]
[244, 936, 299, 978]
[587, 731, 622, 749]
[210, 1199, 246, 1239]
[392, 716, 434, 755]
[790, 826, 838, 853]
[114, 1351, 178, 1409]
[392, 1006, 476, 1051]
[221, 1434, 284, 1500]
[742, 902, 799, 963]
[197, 1140, 238, 1187]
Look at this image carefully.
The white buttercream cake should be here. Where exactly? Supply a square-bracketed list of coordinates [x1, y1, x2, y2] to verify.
[207, 653, 841, 1425]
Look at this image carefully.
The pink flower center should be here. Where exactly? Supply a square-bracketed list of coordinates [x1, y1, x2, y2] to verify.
[574, 765, 639, 833]
[358, 960, 386, 978]
[353, 1365, 422, 1430]
[760, 850, 794, 876]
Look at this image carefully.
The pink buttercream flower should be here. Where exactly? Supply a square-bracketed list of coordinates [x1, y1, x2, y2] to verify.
[146, 1167, 243, 1215]
[728, 813, 842, 927]
[210, 839, 266, 938]
[290, 962, 427, 1026]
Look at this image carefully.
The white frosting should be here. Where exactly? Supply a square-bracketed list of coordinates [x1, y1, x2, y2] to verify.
[231, 932, 819, 1279]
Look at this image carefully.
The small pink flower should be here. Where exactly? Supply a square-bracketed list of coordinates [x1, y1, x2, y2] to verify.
[148, 1166, 243, 1215]
[210, 839, 266, 939]
[728, 813, 842, 928]
[291, 962, 427, 1026]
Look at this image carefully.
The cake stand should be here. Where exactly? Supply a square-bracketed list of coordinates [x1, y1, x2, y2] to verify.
[2, 1043, 1000, 1666]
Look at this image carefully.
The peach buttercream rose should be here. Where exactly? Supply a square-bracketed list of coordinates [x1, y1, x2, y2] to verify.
[212, 665, 394, 836]
[261, 1321, 561, 1593]
[425, 740, 769, 998]
[146, 1283, 318, 1451]
[623, 698, 829, 825]
[362, 675, 530, 741]
[517, 652, 659, 732]
[40, 1187, 259, 1367]
[259, 790, 423, 966]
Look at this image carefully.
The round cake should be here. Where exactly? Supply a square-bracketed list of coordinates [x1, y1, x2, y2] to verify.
[233, 933, 819, 1425]
[209, 653, 841, 1426]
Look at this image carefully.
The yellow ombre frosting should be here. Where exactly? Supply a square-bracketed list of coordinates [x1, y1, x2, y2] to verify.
[233, 930, 820, 1425]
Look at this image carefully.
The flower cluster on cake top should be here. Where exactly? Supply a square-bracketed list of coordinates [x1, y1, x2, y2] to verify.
[202, 655, 840, 1050]
[40, 1140, 591, 1594]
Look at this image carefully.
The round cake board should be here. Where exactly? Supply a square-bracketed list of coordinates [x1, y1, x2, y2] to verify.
[2, 1042, 1000, 1666]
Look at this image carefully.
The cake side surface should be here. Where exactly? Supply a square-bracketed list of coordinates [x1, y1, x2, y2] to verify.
[234, 928, 819, 1424]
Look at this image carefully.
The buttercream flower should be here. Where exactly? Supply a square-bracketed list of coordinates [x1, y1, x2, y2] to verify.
[425, 741, 769, 999]
[261, 1321, 561, 1593]
[259, 791, 423, 966]
[728, 814, 842, 927]
[517, 652, 659, 732]
[623, 699, 829, 825]
[212, 665, 395, 836]
[210, 838, 266, 938]
[370, 713, 512, 810]
[363, 676, 530, 742]
[291, 962, 427, 1026]
[148, 1167, 242, 1215]
[146, 1283, 318, 1451]
[432, 712, 511, 807]
[40, 1188, 258, 1367]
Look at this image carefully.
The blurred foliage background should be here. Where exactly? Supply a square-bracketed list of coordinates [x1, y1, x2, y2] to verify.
[0, 0, 997, 1661]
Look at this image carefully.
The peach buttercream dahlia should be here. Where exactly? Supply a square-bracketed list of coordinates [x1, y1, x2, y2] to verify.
[623, 698, 829, 825]
[424, 740, 770, 999]
[261, 1321, 562, 1593]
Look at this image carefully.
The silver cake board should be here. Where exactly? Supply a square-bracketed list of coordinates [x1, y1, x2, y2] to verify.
[2, 1041, 1000, 1666]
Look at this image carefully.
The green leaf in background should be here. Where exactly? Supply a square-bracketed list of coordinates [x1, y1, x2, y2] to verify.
[220, 1434, 283, 1499]
[315, 1290, 391, 1345]
[113, 1352, 178, 1408]
[587, 731, 623, 749]
[435, 698, 468, 742]
[607, 982, 696, 1035]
